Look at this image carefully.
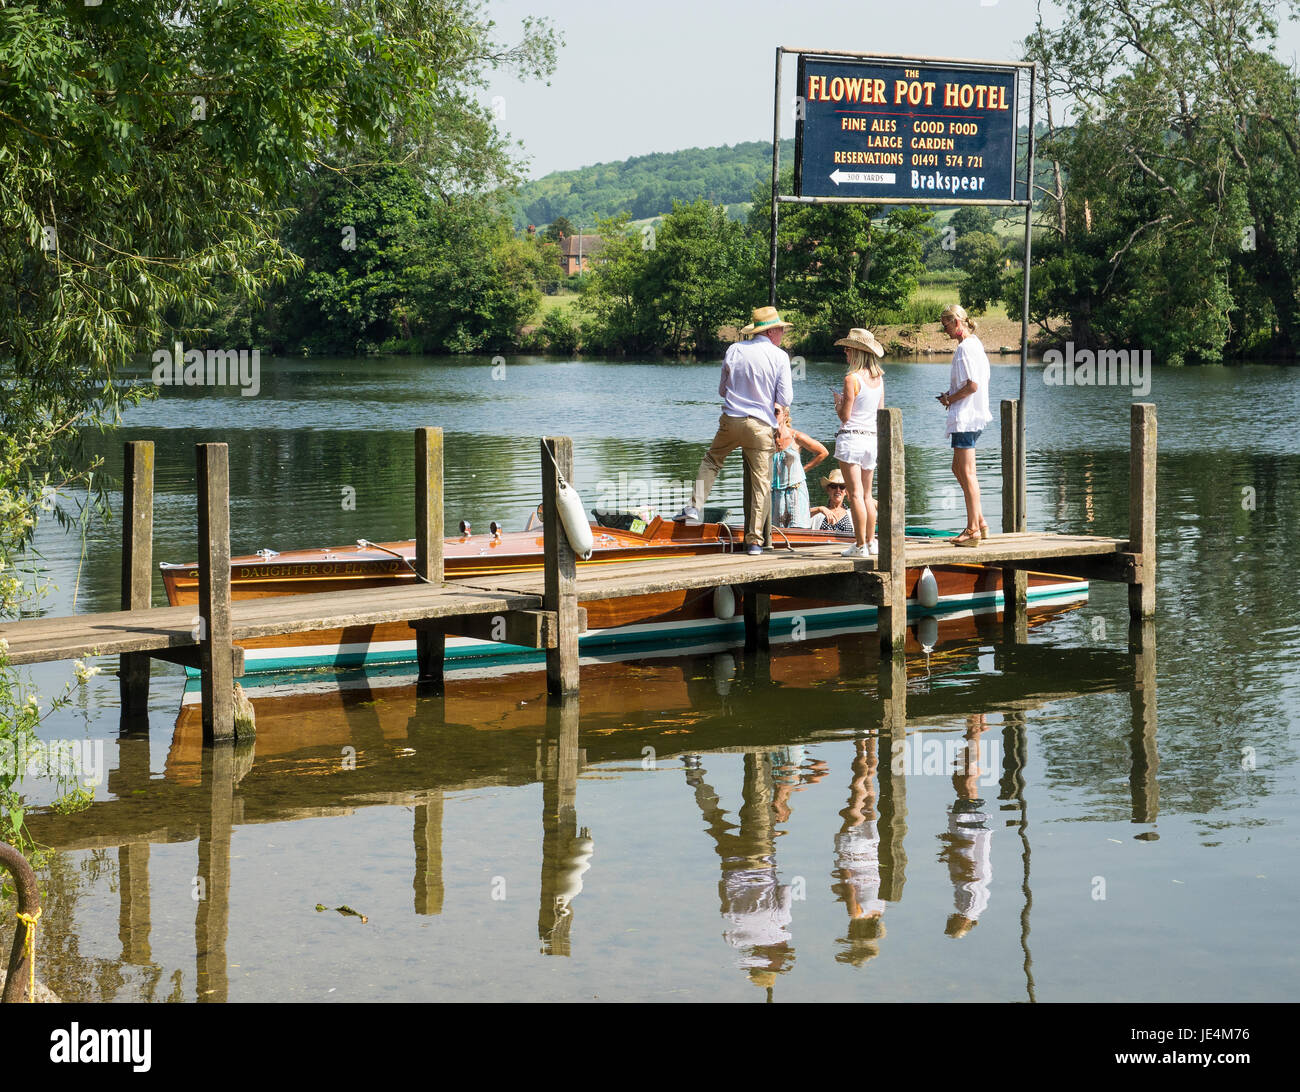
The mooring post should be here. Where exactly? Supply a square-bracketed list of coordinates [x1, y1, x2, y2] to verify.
[197, 443, 234, 742]
[876, 729, 909, 903]
[538, 695, 581, 955]
[542, 437, 580, 696]
[1128, 619, 1159, 824]
[1000, 400, 1028, 635]
[1128, 403, 1157, 619]
[119, 440, 154, 722]
[877, 407, 907, 654]
[414, 427, 445, 684]
[195, 741, 234, 1003]
[413, 794, 445, 916]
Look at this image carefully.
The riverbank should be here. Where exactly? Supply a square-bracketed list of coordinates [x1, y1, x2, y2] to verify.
[863, 315, 1050, 357]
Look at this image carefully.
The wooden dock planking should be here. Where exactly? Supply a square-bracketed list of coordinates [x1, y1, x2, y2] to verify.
[0, 533, 1135, 665]
[0, 403, 1156, 739]
[0, 584, 550, 666]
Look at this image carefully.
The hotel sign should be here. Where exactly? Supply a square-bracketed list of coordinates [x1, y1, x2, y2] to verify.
[794, 56, 1019, 203]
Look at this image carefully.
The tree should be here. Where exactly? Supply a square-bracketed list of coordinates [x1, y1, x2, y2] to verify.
[749, 170, 932, 347]
[1022, 0, 1300, 361]
[642, 200, 758, 354]
[577, 201, 758, 355]
[543, 216, 576, 242]
[576, 215, 659, 354]
[957, 233, 1010, 313]
[0, 0, 557, 845]
[950, 207, 996, 239]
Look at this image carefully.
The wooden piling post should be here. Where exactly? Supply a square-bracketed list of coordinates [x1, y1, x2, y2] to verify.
[414, 428, 445, 683]
[743, 590, 771, 651]
[1128, 619, 1158, 823]
[1128, 403, 1157, 619]
[1000, 400, 1028, 632]
[197, 443, 234, 742]
[877, 407, 907, 654]
[413, 794, 445, 916]
[195, 740, 234, 1003]
[120, 441, 154, 721]
[542, 437, 580, 696]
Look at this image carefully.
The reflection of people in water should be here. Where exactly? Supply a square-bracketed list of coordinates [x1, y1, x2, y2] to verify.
[685, 751, 818, 990]
[832, 736, 887, 965]
[770, 745, 829, 821]
[940, 714, 993, 938]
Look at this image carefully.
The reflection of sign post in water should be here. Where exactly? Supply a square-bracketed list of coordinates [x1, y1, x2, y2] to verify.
[770, 48, 1036, 528]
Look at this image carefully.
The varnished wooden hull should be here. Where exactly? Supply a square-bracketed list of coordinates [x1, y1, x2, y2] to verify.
[159, 519, 1088, 674]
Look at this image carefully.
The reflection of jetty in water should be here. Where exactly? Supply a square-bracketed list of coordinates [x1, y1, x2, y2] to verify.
[23, 605, 1158, 1002]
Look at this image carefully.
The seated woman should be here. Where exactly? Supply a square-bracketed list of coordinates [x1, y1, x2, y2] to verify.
[810, 469, 855, 533]
[771, 406, 828, 528]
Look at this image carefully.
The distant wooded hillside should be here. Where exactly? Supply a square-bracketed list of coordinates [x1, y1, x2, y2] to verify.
[510, 140, 793, 227]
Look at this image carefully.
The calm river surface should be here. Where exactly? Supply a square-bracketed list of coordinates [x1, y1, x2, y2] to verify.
[6, 352, 1299, 1002]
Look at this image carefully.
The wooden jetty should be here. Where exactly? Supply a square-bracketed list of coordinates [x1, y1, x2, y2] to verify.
[0, 402, 1157, 741]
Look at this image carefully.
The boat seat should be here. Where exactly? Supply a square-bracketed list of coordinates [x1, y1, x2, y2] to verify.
[591, 506, 732, 530]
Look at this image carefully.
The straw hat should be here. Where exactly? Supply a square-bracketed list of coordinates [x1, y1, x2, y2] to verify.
[834, 328, 885, 357]
[819, 468, 847, 489]
[740, 306, 793, 337]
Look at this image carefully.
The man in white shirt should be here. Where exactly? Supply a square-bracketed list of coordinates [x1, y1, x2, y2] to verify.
[674, 306, 794, 555]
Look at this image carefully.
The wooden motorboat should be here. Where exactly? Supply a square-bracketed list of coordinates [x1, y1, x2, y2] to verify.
[164, 597, 1090, 784]
[160, 515, 1087, 675]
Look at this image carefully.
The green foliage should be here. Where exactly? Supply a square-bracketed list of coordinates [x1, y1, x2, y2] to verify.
[269, 159, 542, 354]
[577, 201, 757, 355]
[950, 207, 996, 238]
[514, 140, 794, 228]
[1025, 0, 1300, 360]
[539, 307, 581, 355]
[749, 170, 933, 350]
[0, 0, 557, 838]
[956, 232, 1010, 313]
[543, 217, 575, 242]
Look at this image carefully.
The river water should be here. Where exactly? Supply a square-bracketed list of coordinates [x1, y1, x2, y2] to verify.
[4, 353, 1298, 1002]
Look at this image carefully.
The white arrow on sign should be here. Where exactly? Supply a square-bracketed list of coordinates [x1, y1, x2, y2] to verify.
[830, 169, 896, 185]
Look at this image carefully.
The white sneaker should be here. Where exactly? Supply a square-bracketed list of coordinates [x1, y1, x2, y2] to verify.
[868, 539, 879, 555]
[841, 543, 869, 558]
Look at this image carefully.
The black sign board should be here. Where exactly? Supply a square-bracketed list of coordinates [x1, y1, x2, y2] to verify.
[794, 56, 1018, 203]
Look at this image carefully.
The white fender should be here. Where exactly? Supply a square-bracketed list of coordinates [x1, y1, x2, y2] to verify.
[917, 566, 939, 609]
[712, 584, 736, 620]
[917, 614, 939, 650]
[555, 479, 594, 560]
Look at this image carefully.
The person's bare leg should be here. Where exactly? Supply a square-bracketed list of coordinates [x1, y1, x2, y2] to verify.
[861, 469, 877, 544]
[841, 461, 867, 547]
[952, 448, 982, 531]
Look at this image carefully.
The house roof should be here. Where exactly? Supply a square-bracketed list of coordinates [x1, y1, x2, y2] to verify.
[560, 234, 604, 258]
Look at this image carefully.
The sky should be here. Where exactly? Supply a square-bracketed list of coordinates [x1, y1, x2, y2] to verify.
[484, 0, 1300, 180]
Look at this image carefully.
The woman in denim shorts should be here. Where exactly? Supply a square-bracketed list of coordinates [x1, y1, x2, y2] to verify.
[937, 304, 992, 546]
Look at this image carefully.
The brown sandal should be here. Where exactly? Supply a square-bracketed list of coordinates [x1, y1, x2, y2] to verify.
[978, 519, 990, 540]
[952, 527, 982, 547]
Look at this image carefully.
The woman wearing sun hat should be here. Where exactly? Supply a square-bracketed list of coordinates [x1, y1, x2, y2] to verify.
[810, 468, 855, 532]
[831, 328, 886, 557]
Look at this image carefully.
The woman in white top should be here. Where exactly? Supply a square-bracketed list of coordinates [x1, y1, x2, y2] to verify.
[936, 304, 993, 547]
[831, 328, 886, 557]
